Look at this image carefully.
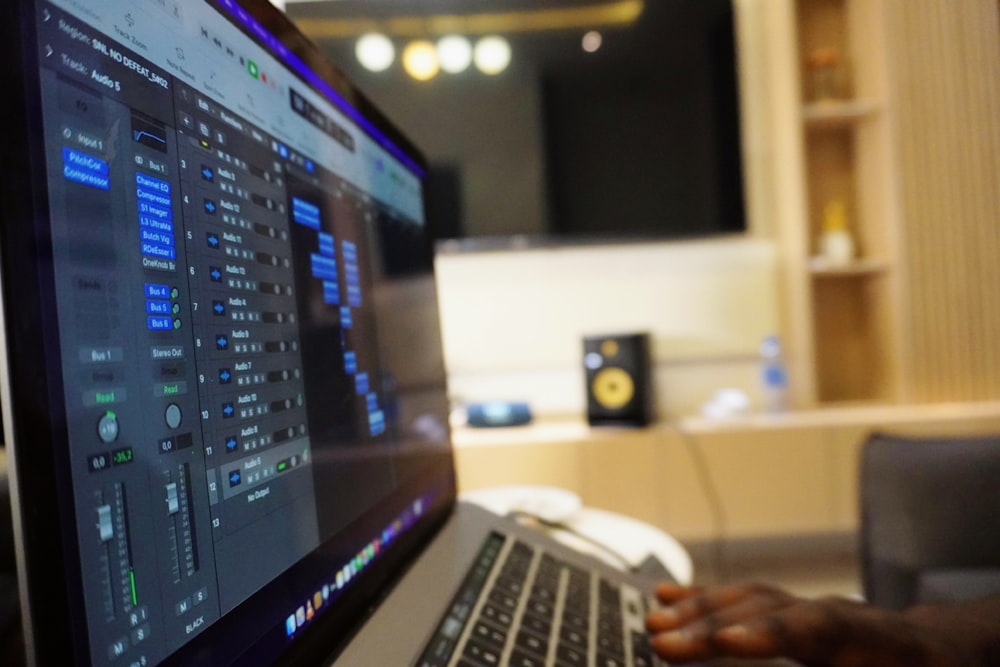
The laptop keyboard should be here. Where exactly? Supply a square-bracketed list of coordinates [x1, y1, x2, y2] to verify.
[417, 533, 663, 667]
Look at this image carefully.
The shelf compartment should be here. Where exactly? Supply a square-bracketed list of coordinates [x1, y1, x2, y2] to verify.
[808, 257, 890, 277]
[803, 99, 880, 128]
[811, 278, 896, 403]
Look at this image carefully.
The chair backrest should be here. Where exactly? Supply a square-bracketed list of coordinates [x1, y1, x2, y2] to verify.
[859, 431, 1000, 609]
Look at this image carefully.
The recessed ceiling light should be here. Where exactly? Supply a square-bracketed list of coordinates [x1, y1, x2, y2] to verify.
[355, 33, 395, 72]
[402, 40, 441, 81]
[437, 35, 473, 74]
[582, 30, 603, 53]
[473, 36, 511, 76]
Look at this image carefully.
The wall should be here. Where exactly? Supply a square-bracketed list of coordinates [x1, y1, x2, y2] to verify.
[884, 0, 1000, 402]
[435, 237, 779, 417]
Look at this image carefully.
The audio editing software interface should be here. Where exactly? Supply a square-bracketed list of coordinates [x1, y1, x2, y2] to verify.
[33, 2, 427, 665]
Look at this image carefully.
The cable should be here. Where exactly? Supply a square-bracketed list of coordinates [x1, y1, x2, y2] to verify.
[660, 421, 731, 584]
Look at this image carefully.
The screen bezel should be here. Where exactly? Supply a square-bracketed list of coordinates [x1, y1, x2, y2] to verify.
[0, 1, 457, 664]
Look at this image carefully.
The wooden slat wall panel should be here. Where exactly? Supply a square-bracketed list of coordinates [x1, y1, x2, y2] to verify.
[885, 0, 1000, 402]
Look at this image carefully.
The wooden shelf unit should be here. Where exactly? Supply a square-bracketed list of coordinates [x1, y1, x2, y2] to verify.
[802, 99, 879, 128]
[778, 0, 1000, 407]
[793, 0, 899, 405]
[808, 257, 889, 277]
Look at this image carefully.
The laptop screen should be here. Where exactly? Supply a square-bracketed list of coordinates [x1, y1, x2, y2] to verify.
[0, 1, 455, 665]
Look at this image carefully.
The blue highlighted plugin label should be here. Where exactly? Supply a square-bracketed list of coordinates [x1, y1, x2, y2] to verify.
[145, 283, 170, 299]
[322, 280, 340, 306]
[136, 172, 170, 194]
[346, 284, 362, 308]
[62, 148, 110, 190]
[369, 410, 386, 436]
[292, 197, 320, 229]
[141, 228, 175, 246]
[138, 204, 173, 223]
[147, 316, 175, 331]
[142, 242, 176, 261]
[136, 187, 171, 209]
[136, 171, 175, 267]
[310, 254, 337, 281]
[355, 372, 369, 395]
[318, 232, 335, 258]
[146, 300, 172, 315]
[344, 351, 357, 374]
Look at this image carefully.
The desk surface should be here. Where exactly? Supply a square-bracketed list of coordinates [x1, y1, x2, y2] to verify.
[450, 402, 1000, 544]
[451, 400, 1000, 445]
[677, 400, 1000, 434]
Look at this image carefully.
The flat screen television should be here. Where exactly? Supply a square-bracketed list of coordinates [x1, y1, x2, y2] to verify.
[540, 0, 746, 243]
[288, 0, 747, 246]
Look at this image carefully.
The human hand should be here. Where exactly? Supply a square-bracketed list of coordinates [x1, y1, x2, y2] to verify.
[645, 582, 960, 666]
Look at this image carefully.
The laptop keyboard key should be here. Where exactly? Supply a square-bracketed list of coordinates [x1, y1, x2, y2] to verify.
[462, 638, 502, 666]
[597, 652, 626, 667]
[471, 621, 506, 648]
[509, 649, 546, 667]
[519, 612, 551, 638]
[479, 603, 512, 629]
[559, 625, 587, 648]
[596, 632, 625, 658]
[530, 583, 556, 603]
[525, 597, 554, 619]
[632, 653, 656, 667]
[555, 642, 587, 666]
[632, 631, 658, 667]
[515, 629, 548, 657]
[494, 574, 526, 597]
[561, 610, 588, 632]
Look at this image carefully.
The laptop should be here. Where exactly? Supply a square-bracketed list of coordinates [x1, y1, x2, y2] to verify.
[0, 1, 673, 665]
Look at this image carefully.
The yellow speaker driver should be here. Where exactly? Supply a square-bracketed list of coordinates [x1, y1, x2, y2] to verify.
[591, 367, 635, 410]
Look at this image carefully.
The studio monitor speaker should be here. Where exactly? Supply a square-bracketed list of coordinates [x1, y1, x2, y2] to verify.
[583, 332, 654, 427]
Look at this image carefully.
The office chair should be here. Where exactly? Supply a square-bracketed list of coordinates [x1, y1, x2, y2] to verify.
[859, 431, 1000, 610]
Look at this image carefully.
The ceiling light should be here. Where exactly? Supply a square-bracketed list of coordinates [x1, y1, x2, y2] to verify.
[402, 40, 441, 81]
[356, 33, 395, 72]
[473, 36, 511, 75]
[437, 35, 473, 74]
[582, 30, 603, 53]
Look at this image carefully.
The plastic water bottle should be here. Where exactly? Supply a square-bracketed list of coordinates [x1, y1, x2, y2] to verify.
[760, 334, 789, 413]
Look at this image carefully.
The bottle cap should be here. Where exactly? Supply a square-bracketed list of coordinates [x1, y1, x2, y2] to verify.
[760, 334, 782, 357]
